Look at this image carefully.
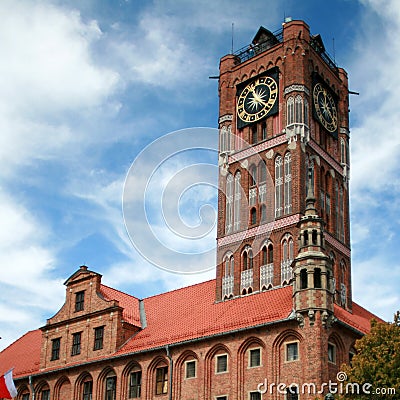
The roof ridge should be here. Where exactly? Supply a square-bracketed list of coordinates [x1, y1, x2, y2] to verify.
[143, 278, 216, 301]
[100, 283, 140, 301]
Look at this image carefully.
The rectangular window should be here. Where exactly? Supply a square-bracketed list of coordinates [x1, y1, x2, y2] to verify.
[51, 337, 60, 361]
[286, 342, 299, 362]
[83, 381, 93, 400]
[129, 371, 142, 398]
[216, 397, 228, 400]
[155, 366, 168, 395]
[216, 354, 228, 373]
[249, 348, 261, 367]
[250, 392, 261, 400]
[185, 360, 196, 379]
[105, 376, 116, 400]
[41, 390, 50, 400]
[71, 332, 82, 356]
[328, 343, 336, 364]
[75, 291, 85, 312]
[94, 326, 104, 350]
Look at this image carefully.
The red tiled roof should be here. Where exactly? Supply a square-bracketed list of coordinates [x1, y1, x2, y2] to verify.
[117, 280, 293, 354]
[0, 330, 41, 378]
[100, 284, 141, 327]
[0, 279, 383, 380]
[334, 302, 383, 335]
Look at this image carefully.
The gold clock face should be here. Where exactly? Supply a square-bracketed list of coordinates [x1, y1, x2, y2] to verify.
[312, 83, 338, 133]
[237, 75, 278, 123]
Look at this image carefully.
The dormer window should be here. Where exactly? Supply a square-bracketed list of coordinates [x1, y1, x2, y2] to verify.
[75, 291, 85, 312]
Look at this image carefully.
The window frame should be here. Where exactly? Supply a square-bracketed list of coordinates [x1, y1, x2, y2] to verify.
[94, 326, 104, 351]
[328, 342, 336, 364]
[75, 290, 85, 312]
[216, 353, 228, 374]
[105, 376, 116, 400]
[184, 359, 197, 379]
[248, 347, 262, 368]
[129, 370, 142, 398]
[41, 390, 50, 400]
[285, 341, 299, 362]
[83, 380, 93, 400]
[71, 332, 82, 356]
[155, 366, 168, 395]
[51, 337, 61, 361]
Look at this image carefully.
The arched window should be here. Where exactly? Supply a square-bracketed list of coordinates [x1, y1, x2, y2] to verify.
[281, 235, 294, 284]
[287, 96, 295, 125]
[243, 251, 248, 270]
[251, 125, 258, 144]
[284, 152, 292, 214]
[249, 165, 257, 207]
[249, 165, 257, 187]
[224, 257, 230, 277]
[260, 204, 267, 222]
[300, 269, 308, 289]
[295, 95, 303, 123]
[306, 155, 314, 196]
[234, 171, 241, 231]
[340, 260, 347, 306]
[227, 125, 232, 152]
[259, 160, 267, 183]
[286, 95, 309, 127]
[314, 268, 322, 288]
[262, 246, 267, 265]
[275, 156, 283, 217]
[261, 121, 267, 140]
[340, 137, 349, 166]
[250, 207, 257, 225]
[304, 99, 309, 126]
[339, 185, 345, 243]
[260, 242, 274, 289]
[225, 173, 233, 234]
[220, 126, 227, 153]
[258, 160, 267, 207]
[268, 243, 274, 264]
[222, 253, 234, 299]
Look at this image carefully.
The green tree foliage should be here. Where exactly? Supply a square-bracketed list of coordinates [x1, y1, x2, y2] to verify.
[341, 311, 400, 399]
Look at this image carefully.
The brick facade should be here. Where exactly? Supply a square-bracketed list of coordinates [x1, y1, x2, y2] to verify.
[0, 19, 379, 400]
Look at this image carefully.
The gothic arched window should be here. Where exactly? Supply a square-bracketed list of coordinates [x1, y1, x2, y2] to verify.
[225, 173, 233, 234]
[234, 171, 241, 231]
[275, 155, 283, 217]
[284, 152, 292, 214]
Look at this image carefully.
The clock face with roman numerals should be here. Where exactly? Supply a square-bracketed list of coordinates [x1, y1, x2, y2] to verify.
[237, 75, 278, 123]
[312, 82, 338, 133]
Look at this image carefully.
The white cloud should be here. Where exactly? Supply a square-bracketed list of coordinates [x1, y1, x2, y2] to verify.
[0, 189, 63, 350]
[0, 0, 119, 174]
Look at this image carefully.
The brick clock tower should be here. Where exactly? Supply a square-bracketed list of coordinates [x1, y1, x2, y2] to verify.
[216, 19, 352, 322]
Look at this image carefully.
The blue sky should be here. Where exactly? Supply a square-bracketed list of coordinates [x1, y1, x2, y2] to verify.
[1, 0, 399, 351]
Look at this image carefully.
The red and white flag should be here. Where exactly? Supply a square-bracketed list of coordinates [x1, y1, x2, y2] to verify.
[0, 369, 17, 399]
